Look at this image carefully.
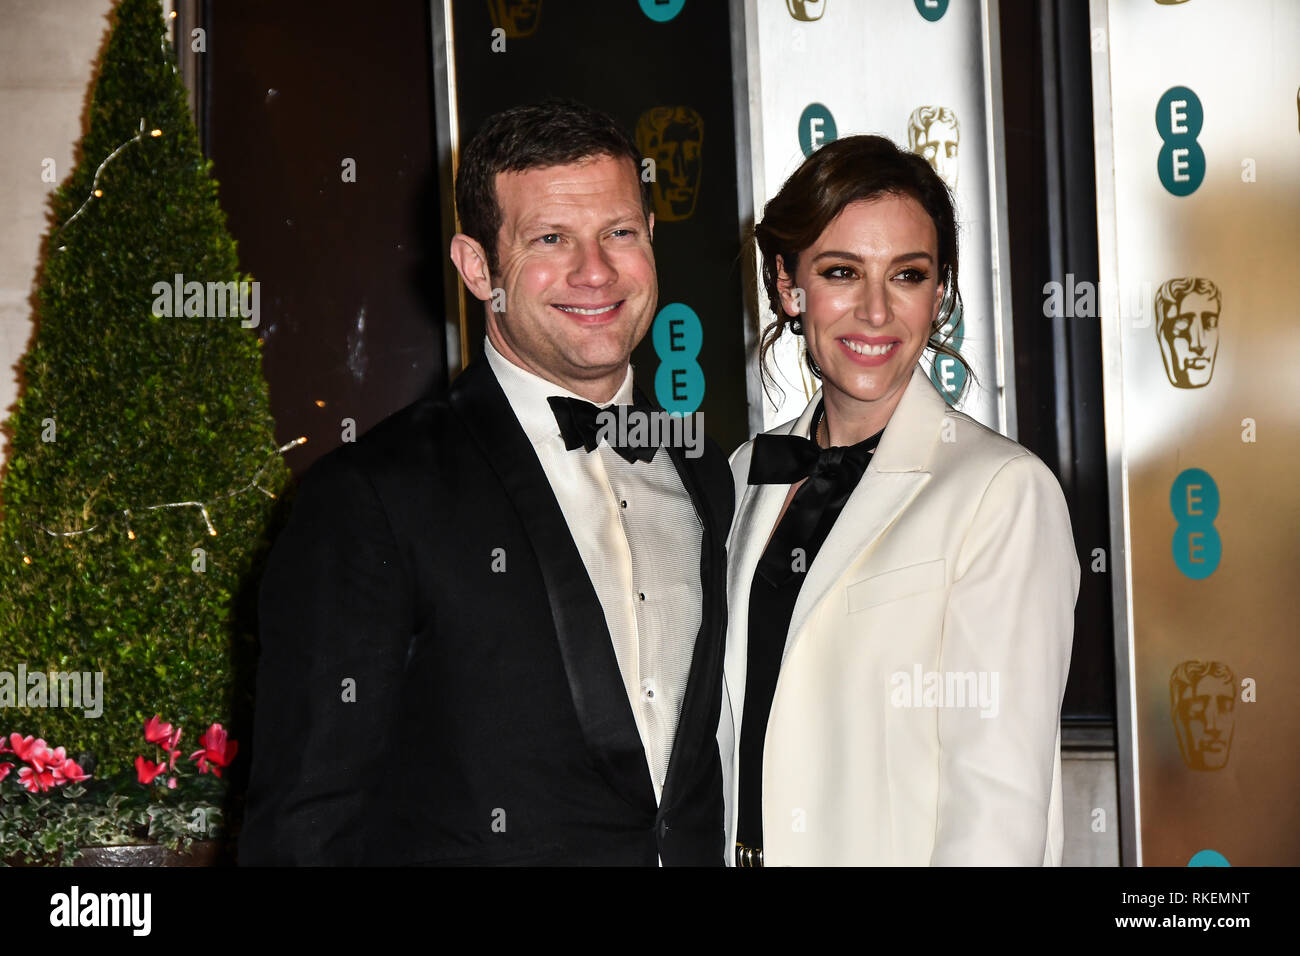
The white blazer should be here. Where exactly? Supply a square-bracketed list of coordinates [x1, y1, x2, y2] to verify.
[718, 364, 1080, 866]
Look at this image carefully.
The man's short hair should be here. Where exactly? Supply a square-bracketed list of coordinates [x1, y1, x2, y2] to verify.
[454, 100, 652, 277]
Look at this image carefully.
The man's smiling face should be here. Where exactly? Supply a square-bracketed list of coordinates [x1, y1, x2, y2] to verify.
[485, 154, 657, 397]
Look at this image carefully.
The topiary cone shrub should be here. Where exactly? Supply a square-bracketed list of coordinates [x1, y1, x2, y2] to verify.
[0, 0, 291, 790]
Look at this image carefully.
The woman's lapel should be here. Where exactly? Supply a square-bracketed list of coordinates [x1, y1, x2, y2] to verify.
[782, 365, 946, 665]
[724, 392, 823, 720]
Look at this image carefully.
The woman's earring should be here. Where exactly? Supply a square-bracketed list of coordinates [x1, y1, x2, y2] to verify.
[792, 315, 820, 376]
[804, 337, 822, 379]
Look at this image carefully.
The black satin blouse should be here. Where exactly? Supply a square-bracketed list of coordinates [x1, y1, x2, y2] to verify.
[736, 402, 884, 849]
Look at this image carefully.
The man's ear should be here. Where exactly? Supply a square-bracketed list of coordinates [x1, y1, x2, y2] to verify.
[775, 254, 800, 318]
[647, 211, 655, 243]
[449, 234, 494, 302]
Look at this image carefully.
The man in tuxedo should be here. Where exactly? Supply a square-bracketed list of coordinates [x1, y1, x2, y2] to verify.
[238, 101, 733, 865]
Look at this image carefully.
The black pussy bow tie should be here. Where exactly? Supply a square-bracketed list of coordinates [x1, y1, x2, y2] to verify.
[747, 409, 882, 486]
[747, 405, 883, 585]
[546, 395, 660, 464]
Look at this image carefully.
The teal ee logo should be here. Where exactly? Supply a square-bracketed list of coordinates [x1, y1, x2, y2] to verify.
[1156, 86, 1205, 196]
[928, 301, 965, 404]
[1188, 849, 1230, 867]
[914, 0, 949, 21]
[653, 302, 704, 414]
[640, 0, 685, 22]
[1170, 467, 1220, 578]
[798, 103, 837, 157]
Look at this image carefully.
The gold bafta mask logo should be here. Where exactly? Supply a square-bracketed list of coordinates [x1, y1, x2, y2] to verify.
[908, 106, 959, 190]
[786, 0, 827, 20]
[1155, 277, 1220, 388]
[487, 0, 542, 38]
[636, 106, 704, 222]
[1171, 660, 1235, 771]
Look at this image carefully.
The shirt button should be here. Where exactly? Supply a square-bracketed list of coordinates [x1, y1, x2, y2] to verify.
[641, 678, 657, 702]
[620, 499, 628, 509]
[638, 592, 646, 601]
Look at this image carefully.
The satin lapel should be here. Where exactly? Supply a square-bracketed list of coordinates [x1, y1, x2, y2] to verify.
[657, 433, 724, 806]
[449, 360, 655, 814]
[781, 366, 945, 667]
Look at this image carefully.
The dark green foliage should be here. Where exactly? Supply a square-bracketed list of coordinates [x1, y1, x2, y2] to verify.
[0, 0, 288, 772]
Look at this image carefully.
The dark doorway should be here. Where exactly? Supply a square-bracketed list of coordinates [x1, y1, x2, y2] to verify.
[205, 0, 447, 477]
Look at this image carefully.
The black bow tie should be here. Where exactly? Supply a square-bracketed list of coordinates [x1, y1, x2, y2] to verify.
[547, 395, 660, 464]
[747, 404, 882, 585]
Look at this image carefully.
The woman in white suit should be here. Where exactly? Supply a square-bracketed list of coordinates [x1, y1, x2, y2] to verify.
[720, 135, 1079, 866]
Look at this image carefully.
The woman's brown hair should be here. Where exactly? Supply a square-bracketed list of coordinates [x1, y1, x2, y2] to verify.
[753, 134, 974, 402]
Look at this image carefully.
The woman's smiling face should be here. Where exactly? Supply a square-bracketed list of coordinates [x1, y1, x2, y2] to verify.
[777, 193, 944, 425]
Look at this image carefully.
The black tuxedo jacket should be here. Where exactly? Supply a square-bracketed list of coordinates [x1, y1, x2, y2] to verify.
[238, 358, 733, 865]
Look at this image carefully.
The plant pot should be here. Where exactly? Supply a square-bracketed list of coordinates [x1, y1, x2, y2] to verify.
[72, 840, 226, 867]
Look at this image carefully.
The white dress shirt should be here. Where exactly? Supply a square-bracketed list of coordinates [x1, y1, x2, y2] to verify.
[484, 338, 703, 804]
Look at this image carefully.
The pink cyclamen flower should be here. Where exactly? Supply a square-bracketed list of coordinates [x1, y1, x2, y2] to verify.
[18, 765, 55, 793]
[9, 735, 56, 770]
[144, 715, 176, 746]
[167, 777, 177, 790]
[135, 755, 167, 785]
[0, 763, 11, 783]
[190, 723, 238, 778]
[53, 757, 90, 784]
[0, 732, 30, 755]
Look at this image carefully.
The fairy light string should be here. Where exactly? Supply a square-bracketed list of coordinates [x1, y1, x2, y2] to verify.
[57, 11, 185, 250]
[15, 437, 306, 563]
[55, 119, 163, 249]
